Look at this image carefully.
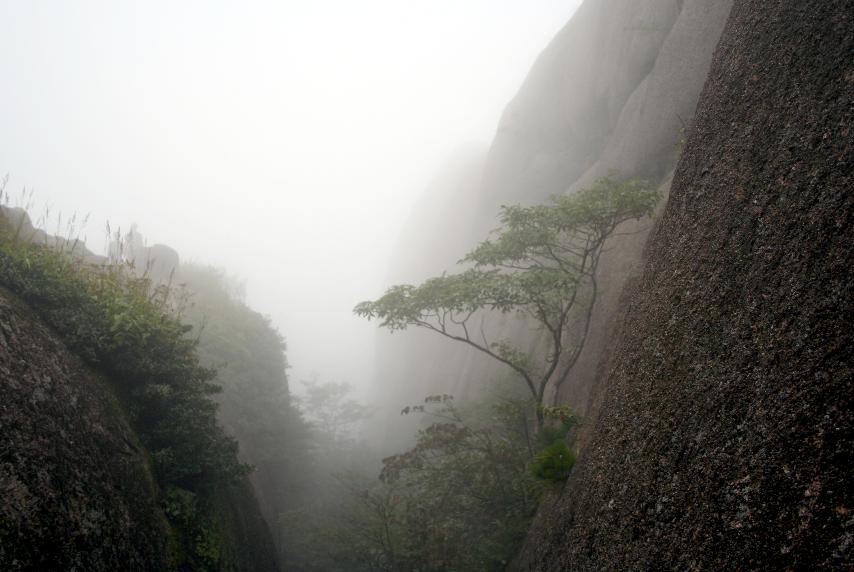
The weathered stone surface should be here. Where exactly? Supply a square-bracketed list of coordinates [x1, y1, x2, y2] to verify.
[0, 280, 281, 571]
[0, 286, 173, 571]
[514, 0, 853, 568]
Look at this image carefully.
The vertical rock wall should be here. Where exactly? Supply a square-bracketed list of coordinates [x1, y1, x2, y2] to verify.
[0, 287, 173, 571]
[514, 0, 853, 568]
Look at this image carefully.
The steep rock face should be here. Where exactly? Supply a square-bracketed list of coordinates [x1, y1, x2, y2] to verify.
[482, 0, 733, 212]
[206, 480, 282, 572]
[565, 0, 735, 191]
[0, 286, 172, 571]
[484, 0, 734, 416]
[373, 0, 733, 429]
[0, 281, 281, 571]
[179, 262, 307, 558]
[514, 0, 853, 568]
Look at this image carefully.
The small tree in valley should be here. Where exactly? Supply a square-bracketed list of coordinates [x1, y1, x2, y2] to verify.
[355, 176, 658, 427]
[301, 378, 373, 448]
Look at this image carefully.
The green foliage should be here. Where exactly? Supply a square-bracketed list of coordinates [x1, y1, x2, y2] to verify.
[181, 264, 378, 569]
[463, 176, 658, 267]
[282, 378, 580, 571]
[288, 396, 556, 571]
[0, 216, 250, 571]
[531, 440, 575, 482]
[278, 382, 382, 571]
[160, 485, 227, 570]
[192, 525, 223, 568]
[538, 404, 576, 444]
[162, 486, 198, 525]
[370, 398, 577, 569]
[280, 476, 402, 572]
[178, 263, 314, 539]
[356, 176, 659, 414]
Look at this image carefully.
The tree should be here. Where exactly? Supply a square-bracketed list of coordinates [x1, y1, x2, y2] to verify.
[281, 395, 552, 572]
[301, 378, 374, 448]
[355, 176, 658, 427]
[376, 396, 545, 571]
[279, 381, 378, 571]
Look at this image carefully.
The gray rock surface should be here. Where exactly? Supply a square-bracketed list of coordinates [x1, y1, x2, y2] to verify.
[0, 286, 173, 571]
[513, 0, 853, 567]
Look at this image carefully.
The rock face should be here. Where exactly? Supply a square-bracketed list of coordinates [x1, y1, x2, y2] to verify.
[0, 286, 172, 570]
[0, 206, 105, 265]
[0, 282, 281, 571]
[482, 0, 732, 208]
[373, 0, 734, 433]
[138, 243, 180, 284]
[0, 213, 283, 570]
[514, 0, 853, 568]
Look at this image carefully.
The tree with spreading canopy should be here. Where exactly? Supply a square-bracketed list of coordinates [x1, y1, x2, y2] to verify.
[355, 176, 658, 427]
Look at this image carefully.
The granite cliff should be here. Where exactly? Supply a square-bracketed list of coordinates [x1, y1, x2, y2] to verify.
[0, 217, 280, 571]
[514, 0, 853, 567]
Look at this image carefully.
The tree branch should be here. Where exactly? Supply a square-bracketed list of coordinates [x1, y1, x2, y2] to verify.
[415, 319, 538, 400]
[551, 251, 601, 405]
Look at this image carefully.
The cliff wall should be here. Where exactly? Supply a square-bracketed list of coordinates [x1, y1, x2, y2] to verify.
[0, 286, 173, 570]
[0, 219, 280, 571]
[514, 0, 853, 567]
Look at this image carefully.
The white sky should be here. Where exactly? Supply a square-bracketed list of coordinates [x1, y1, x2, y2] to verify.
[0, 0, 580, 397]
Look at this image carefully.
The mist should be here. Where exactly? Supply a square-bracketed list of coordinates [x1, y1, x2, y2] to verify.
[0, 0, 580, 397]
[3, 1, 850, 570]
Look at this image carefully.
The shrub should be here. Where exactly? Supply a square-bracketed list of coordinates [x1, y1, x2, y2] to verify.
[531, 439, 575, 482]
[0, 214, 249, 570]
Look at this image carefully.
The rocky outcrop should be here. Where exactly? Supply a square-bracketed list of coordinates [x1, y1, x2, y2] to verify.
[514, 0, 853, 568]
[137, 243, 180, 284]
[0, 248, 280, 570]
[0, 286, 172, 570]
[482, 0, 731, 209]
[0, 206, 104, 265]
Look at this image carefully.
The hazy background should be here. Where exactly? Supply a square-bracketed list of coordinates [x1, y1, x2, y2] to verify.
[0, 0, 580, 397]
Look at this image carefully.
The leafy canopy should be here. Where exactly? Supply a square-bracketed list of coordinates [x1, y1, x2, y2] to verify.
[356, 176, 658, 411]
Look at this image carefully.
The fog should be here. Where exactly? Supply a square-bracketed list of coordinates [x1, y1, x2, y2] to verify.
[0, 0, 580, 397]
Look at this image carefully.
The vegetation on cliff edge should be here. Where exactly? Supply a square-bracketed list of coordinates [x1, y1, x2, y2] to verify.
[0, 207, 251, 570]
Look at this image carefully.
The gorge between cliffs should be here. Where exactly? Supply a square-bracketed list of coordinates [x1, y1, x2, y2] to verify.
[1, 1, 851, 570]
